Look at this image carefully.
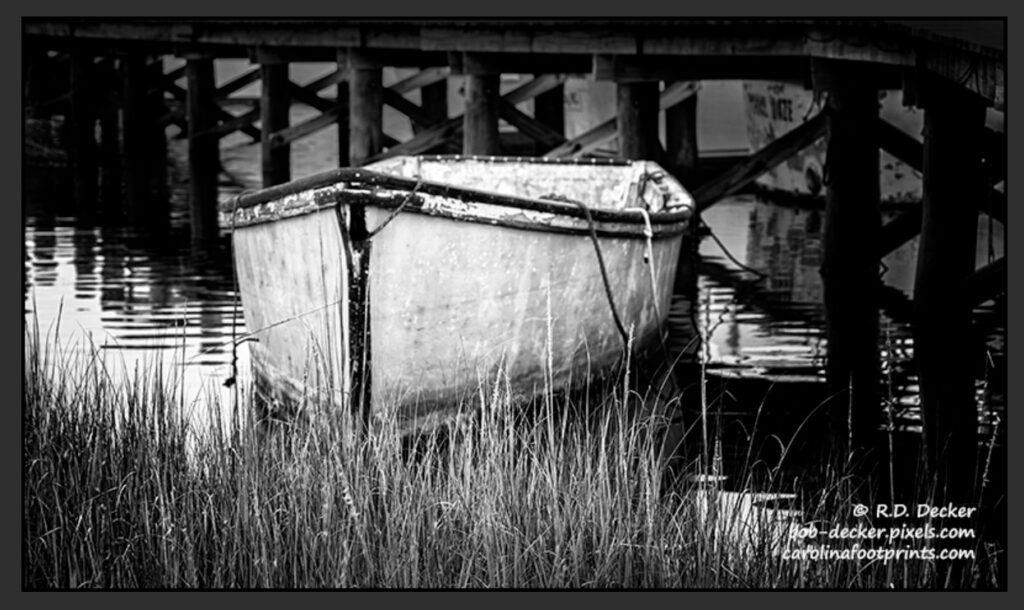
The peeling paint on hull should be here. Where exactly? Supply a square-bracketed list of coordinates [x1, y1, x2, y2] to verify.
[222, 155, 694, 433]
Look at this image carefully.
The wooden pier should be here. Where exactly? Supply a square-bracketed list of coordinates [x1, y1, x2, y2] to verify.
[23, 19, 1005, 495]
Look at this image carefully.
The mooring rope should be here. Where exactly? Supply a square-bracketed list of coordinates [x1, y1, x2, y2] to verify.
[571, 200, 630, 351]
[225, 192, 243, 393]
[366, 178, 423, 239]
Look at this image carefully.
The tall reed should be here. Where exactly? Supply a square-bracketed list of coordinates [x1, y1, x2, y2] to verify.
[23, 324, 997, 589]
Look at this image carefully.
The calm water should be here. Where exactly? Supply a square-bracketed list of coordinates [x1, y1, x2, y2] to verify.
[23, 89, 1006, 445]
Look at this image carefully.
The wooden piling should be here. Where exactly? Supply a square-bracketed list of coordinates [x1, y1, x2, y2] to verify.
[816, 60, 882, 458]
[665, 84, 698, 181]
[146, 58, 170, 224]
[336, 51, 351, 167]
[122, 55, 153, 223]
[68, 50, 98, 219]
[462, 54, 501, 156]
[914, 77, 987, 500]
[185, 55, 219, 242]
[260, 58, 291, 186]
[419, 69, 449, 129]
[533, 77, 564, 155]
[348, 57, 384, 167]
[97, 59, 122, 216]
[616, 81, 660, 161]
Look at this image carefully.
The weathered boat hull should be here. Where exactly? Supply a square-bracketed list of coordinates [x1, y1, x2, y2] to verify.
[224, 156, 693, 433]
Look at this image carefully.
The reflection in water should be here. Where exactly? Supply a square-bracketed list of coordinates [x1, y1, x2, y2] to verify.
[692, 195, 1005, 441]
[24, 215, 249, 428]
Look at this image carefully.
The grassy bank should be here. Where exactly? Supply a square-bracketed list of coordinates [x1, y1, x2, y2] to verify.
[23, 328, 998, 589]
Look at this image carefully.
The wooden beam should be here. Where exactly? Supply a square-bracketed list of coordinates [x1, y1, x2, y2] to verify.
[186, 56, 219, 242]
[506, 73, 568, 104]
[965, 256, 1006, 306]
[260, 60, 290, 186]
[693, 110, 828, 211]
[617, 81, 661, 161]
[342, 47, 449, 68]
[498, 99, 566, 150]
[216, 67, 261, 98]
[449, 51, 592, 75]
[192, 108, 259, 140]
[594, 54, 814, 86]
[270, 105, 344, 148]
[148, 63, 186, 95]
[390, 66, 450, 95]
[463, 72, 501, 155]
[878, 208, 922, 257]
[544, 121, 617, 158]
[305, 67, 347, 94]
[288, 81, 333, 113]
[349, 66, 384, 166]
[382, 88, 434, 131]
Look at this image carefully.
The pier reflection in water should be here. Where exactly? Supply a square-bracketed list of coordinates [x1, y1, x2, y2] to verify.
[666, 195, 1005, 478]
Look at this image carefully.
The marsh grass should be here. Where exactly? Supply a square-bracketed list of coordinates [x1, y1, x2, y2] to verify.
[23, 321, 999, 589]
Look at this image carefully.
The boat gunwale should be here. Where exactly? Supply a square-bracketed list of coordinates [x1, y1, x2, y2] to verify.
[218, 155, 693, 227]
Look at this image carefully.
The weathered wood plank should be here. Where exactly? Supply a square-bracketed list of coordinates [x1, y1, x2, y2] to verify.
[498, 99, 566, 150]
[148, 63, 186, 95]
[665, 84, 699, 181]
[693, 110, 828, 211]
[261, 61, 291, 186]
[876, 115, 922, 169]
[216, 67, 261, 97]
[305, 68, 347, 93]
[186, 56, 219, 242]
[449, 52, 591, 75]
[288, 81, 333, 113]
[820, 65, 881, 457]
[617, 81, 661, 161]
[913, 77, 987, 505]
[965, 256, 1006, 306]
[878, 208, 922, 257]
[544, 121, 618, 158]
[342, 47, 449, 68]
[463, 72, 501, 155]
[382, 89, 434, 130]
[594, 54, 812, 85]
[389, 66, 450, 95]
[350, 67, 384, 166]
[271, 105, 345, 148]
[503, 73, 568, 104]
